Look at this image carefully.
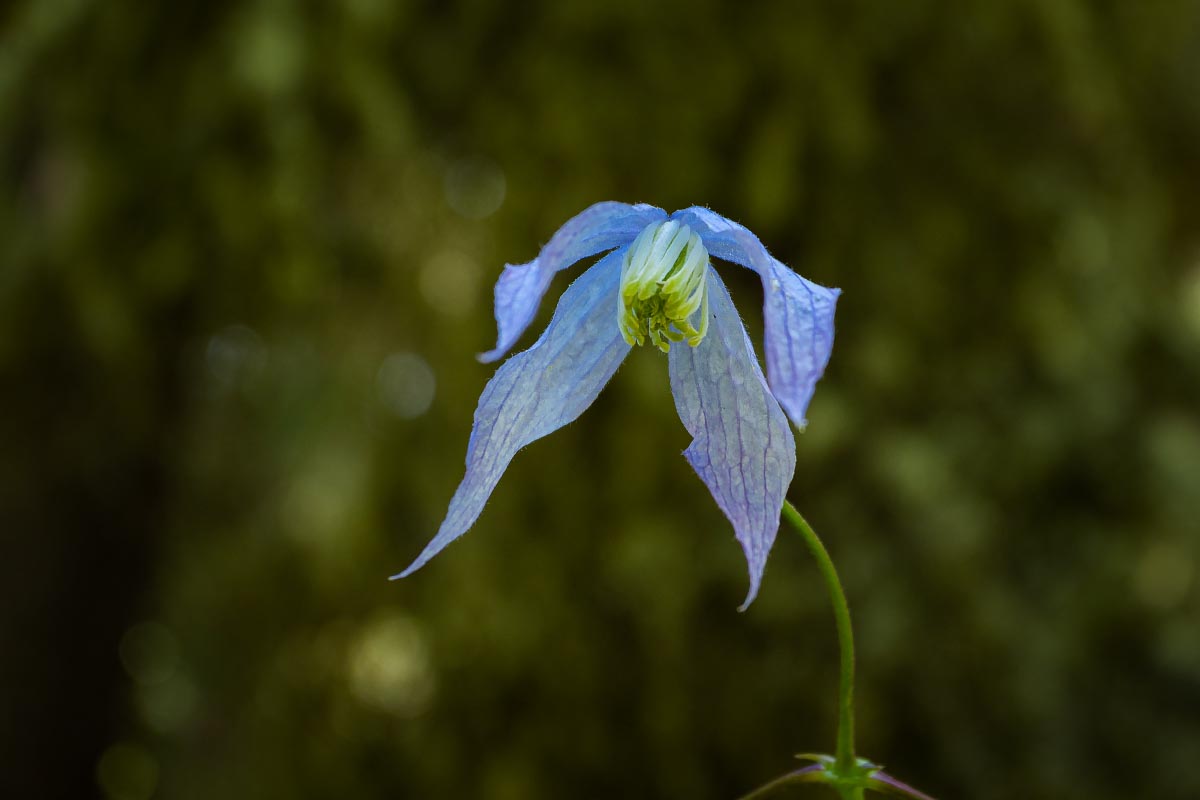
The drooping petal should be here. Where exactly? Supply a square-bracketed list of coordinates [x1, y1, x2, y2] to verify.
[668, 268, 796, 609]
[480, 202, 667, 363]
[394, 249, 632, 579]
[671, 206, 840, 429]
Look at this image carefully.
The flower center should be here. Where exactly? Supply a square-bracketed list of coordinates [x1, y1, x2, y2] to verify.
[617, 220, 710, 353]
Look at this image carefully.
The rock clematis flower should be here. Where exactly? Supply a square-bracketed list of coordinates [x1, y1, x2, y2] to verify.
[394, 202, 840, 607]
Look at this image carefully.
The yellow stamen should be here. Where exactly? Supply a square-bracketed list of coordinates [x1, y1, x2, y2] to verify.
[617, 221, 710, 352]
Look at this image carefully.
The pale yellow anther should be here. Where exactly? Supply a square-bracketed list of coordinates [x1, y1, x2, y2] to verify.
[617, 220, 711, 352]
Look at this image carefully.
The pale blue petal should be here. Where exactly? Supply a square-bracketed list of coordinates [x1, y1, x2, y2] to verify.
[480, 202, 667, 363]
[394, 249, 631, 579]
[671, 207, 840, 428]
[668, 268, 797, 609]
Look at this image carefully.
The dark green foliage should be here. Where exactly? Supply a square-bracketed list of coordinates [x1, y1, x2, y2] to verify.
[2, 1, 1199, 798]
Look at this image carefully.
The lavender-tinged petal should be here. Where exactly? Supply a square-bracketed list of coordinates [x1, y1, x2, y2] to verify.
[671, 206, 840, 428]
[480, 202, 667, 363]
[668, 268, 796, 609]
[395, 250, 631, 578]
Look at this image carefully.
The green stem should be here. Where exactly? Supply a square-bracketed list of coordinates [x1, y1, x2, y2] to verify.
[781, 501, 857, 779]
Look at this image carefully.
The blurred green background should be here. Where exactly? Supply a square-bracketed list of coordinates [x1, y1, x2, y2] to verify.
[3, 1, 1200, 798]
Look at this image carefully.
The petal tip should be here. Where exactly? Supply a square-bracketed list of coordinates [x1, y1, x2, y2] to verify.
[391, 549, 436, 581]
[476, 348, 503, 364]
[737, 579, 762, 612]
[389, 562, 421, 581]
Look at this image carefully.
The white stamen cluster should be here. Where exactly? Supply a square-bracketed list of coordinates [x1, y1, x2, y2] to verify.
[617, 220, 710, 353]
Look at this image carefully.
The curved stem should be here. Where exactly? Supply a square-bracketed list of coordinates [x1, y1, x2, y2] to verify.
[781, 501, 856, 777]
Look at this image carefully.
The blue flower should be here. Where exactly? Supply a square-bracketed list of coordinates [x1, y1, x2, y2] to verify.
[394, 202, 840, 608]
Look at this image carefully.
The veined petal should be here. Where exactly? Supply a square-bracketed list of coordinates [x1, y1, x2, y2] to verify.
[480, 202, 667, 363]
[395, 250, 632, 579]
[668, 268, 796, 609]
[671, 207, 840, 429]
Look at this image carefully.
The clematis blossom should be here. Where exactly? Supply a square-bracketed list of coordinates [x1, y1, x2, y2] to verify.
[394, 202, 840, 608]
